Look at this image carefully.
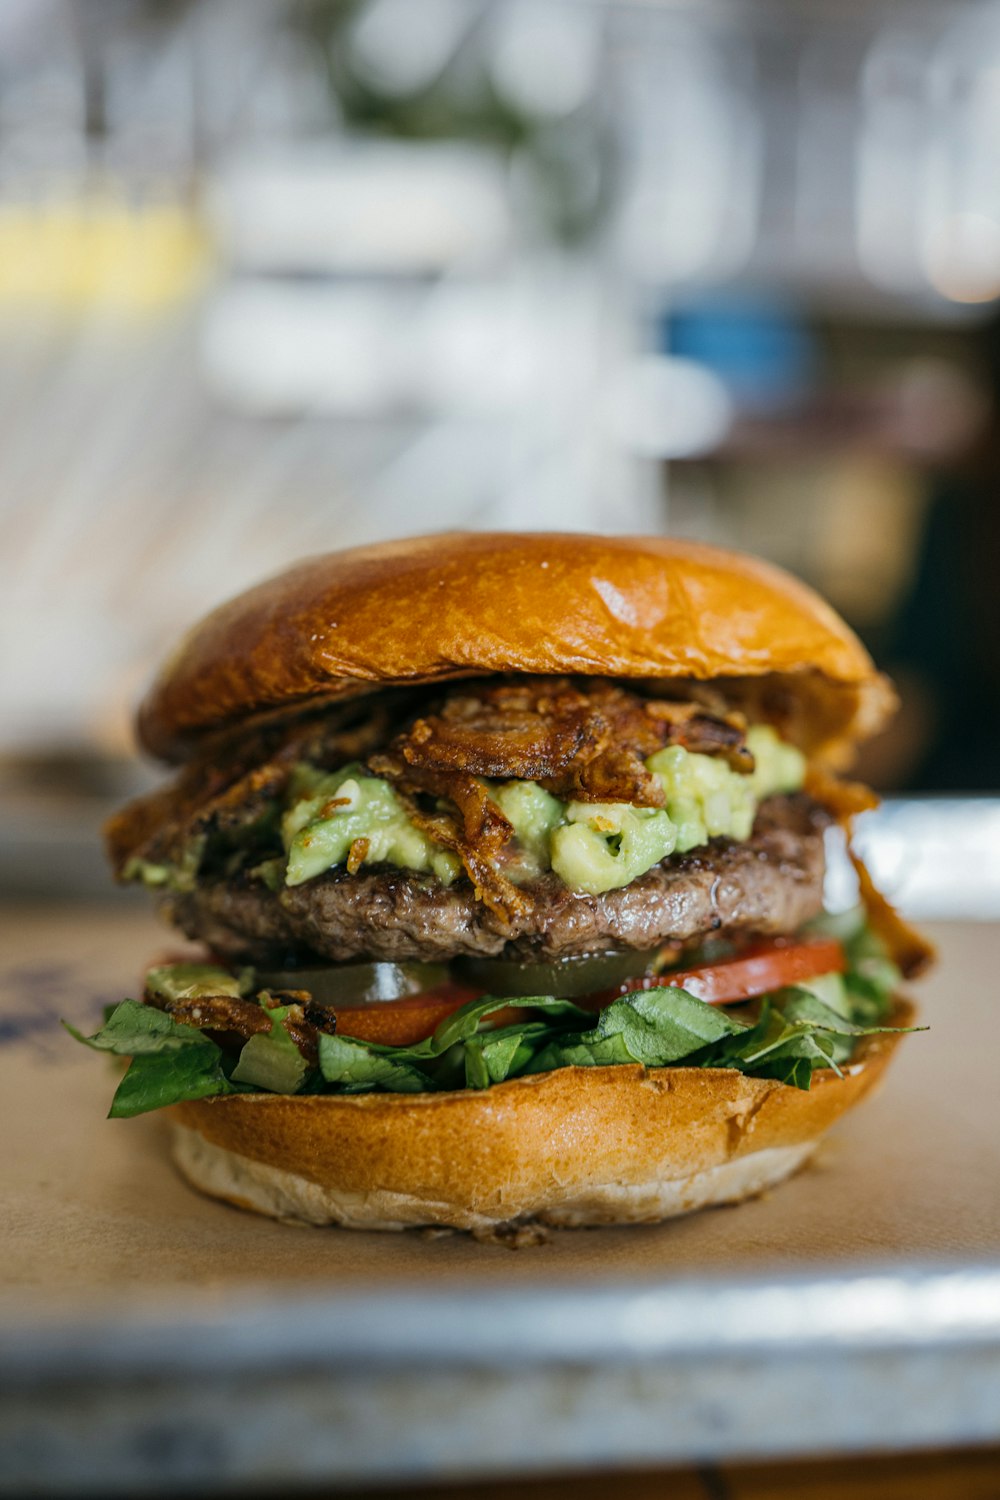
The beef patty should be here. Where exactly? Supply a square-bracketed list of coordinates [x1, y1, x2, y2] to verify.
[165, 793, 827, 964]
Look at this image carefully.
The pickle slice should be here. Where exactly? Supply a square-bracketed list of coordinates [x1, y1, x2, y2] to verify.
[255, 961, 449, 1006]
[453, 949, 665, 999]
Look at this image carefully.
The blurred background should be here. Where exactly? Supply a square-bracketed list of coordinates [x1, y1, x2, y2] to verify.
[3, 0, 1000, 904]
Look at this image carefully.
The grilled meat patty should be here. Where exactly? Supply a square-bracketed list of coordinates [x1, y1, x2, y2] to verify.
[164, 793, 827, 965]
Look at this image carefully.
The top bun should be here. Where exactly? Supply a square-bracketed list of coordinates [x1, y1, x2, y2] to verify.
[138, 532, 894, 764]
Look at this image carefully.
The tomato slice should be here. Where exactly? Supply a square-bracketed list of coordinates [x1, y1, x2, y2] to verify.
[330, 984, 527, 1047]
[592, 936, 845, 1008]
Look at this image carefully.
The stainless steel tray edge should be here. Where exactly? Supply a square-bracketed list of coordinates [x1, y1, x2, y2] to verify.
[3, 1266, 1000, 1495]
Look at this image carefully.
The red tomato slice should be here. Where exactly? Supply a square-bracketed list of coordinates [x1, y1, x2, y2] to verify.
[331, 984, 525, 1047]
[600, 936, 845, 1008]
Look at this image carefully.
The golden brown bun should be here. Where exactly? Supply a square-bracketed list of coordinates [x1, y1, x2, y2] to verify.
[168, 998, 913, 1235]
[138, 532, 894, 764]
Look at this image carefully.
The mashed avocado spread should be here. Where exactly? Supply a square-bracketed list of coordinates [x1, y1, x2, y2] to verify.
[282, 725, 805, 895]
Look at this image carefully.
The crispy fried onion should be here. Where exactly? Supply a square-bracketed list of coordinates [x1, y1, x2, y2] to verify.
[804, 764, 880, 821]
[107, 697, 404, 883]
[368, 679, 750, 923]
[369, 750, 528, 924]
[850, 850, 936, 980]
[387, 678, 750, 808]
[106, 759, 290, 887]
[803, 766, 933, 981]
[149, 987, 330, 1066]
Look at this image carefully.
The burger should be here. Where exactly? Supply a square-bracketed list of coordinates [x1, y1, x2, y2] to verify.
[75, 532, 930, 1237]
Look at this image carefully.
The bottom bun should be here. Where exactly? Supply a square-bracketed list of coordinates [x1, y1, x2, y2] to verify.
[169, 998, 913, 1235]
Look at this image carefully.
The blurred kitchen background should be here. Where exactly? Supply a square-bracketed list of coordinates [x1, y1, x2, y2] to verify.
[2, 0, 1000, 907]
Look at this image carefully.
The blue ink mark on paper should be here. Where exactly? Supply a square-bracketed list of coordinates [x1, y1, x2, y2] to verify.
[0, 962, 119, 1061]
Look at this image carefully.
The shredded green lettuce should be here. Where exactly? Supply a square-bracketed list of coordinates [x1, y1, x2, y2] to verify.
[67, 915, 920, 1118]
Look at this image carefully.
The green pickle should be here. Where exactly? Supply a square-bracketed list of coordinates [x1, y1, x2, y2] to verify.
[254, 960, 449, 1006]
[455, 949, 666, 999]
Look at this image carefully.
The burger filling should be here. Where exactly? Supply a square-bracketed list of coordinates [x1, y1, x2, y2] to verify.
[108, 677, 819, 963]
[72, 909, 915, 1114]
[83, 677, 925, 1111]
[277, 720, 804, 894]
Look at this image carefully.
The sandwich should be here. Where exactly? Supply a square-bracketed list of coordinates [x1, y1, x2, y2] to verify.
[74, 532, 930, 1236]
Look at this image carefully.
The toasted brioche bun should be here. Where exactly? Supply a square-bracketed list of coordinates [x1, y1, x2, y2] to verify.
[138, 532, 894, 765]
[167, 998, 913, 1235]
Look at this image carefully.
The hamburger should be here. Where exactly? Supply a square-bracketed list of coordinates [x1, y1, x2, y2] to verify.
[75, 532, 930, 1236]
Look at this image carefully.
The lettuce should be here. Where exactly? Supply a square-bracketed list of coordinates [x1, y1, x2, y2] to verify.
[69, 923, 920, 1116]
[318, 995, 583, 1094]
[66, 1001, 244, 1117]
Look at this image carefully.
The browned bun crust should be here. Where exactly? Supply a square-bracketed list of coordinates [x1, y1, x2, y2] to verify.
[138, 532, 894, 764]
[168, 998, 913, 1234]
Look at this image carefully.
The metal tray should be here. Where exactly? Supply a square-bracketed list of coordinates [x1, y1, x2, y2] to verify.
[2, 906, 999, 1494]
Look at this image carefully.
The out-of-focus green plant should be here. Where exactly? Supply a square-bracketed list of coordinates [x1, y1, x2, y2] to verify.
[290, 0, 615, 243]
